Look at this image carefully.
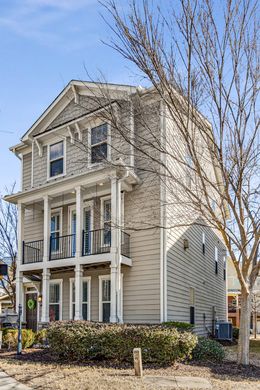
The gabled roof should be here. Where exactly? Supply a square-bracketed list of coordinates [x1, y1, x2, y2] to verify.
[19, 80, 137, 145]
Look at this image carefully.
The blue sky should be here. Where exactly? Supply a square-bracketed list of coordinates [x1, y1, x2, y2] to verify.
[0, 0, 137, 194]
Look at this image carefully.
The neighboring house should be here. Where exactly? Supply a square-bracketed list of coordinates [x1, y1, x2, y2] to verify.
[4, 81, 227, 334]
[0, 294, 13, 314]
[227, 257, 260, 333]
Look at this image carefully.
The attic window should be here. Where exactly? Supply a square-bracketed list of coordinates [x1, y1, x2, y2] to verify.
[91, 124, 108, 163]
[49, 141, 64, 178]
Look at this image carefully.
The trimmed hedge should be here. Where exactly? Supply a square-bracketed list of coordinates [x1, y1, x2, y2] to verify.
[47, 321, 197, 365]
[3, 329, 35, 349]
[163, 321, 194, 332]
[192, 337, 225, 362]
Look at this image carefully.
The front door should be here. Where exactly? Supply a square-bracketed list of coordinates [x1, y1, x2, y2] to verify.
[26, 293, 37, 331]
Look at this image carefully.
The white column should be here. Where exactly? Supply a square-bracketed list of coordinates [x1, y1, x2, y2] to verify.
[41, 269, 50, 323]
[110, 177, 122, 323]
[17, 203, 25, 268]
[15, 271, 24, 316]
[43, 195, 51, 263]
[74, 264, 83, 320]
[76, 186, 83, 258]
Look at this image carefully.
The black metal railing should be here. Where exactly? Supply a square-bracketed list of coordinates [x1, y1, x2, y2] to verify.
[82, 229, 111, 256]
[23, 239, 43, 264]
[49, 234, 76, 261]
[82, 229, 130, 258]
[121, 231, 130, 258]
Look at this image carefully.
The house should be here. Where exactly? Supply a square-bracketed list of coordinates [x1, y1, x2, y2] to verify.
[227, 257, 260, 333]
[4, 80, 227, 334]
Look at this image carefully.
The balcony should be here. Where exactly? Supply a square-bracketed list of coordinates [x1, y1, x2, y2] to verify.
[22, 229, 130, 264]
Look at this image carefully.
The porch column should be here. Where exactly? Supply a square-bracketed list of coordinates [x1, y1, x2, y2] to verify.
[15, 271, 24, 317]
[43, 195, 51, 263]
[74, 264, 83, 320]
[41, 269, 50, 323]
[17, 202, 25, 268]
[75, 186, 83, 258]
[110, 177, 122, 323]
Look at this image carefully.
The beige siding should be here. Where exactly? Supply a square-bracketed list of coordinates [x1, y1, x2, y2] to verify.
[24, 208, 44, 242]
[22, 153, 32, 191]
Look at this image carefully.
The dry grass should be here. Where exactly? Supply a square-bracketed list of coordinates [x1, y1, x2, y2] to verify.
[0, 343, 259, 390]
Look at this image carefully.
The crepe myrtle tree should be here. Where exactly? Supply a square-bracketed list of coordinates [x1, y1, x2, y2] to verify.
[0, 183, 17, 309]
[71, 0, 260, 365]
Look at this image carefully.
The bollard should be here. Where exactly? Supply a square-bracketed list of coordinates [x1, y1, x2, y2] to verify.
[133, 348, 143, 377]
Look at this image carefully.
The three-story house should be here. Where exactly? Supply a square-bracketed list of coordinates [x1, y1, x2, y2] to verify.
[5, 80, 227, 334]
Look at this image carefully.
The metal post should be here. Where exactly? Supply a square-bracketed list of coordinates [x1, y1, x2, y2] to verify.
[17, 304, 22, 355]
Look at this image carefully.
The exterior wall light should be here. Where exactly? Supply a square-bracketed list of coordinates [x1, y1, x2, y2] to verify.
[183, 238, 189, 250]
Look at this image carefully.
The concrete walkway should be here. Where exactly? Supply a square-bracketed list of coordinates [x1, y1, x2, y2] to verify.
[0, 371, 31, 390]
[143, 376, 212, 389]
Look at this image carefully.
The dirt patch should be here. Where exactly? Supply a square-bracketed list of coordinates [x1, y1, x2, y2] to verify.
[0, 348, 259, 390]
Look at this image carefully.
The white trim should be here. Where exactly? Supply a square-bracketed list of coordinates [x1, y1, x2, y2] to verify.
[49, 279, 63, 321]
[51, 207, 63, 234]
[31, 141, 34, 187]
[98, 274, 123, 322]
[69, 276, 91, 320]
[159, 100, 167, 322]
[68, 201, 94, 235]
[47, 139, 67, 181]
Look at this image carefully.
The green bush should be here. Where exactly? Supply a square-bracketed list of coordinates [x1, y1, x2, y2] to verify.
[233, 327, 239, 339]
[163, 321, 194, 332]
[192, 337, 225, 362]
[3, 329, 35, 349]
[47, 321, 198, 365]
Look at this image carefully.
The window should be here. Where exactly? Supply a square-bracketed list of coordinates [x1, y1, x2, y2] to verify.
[215, 246, 218, 274]
[202, 232, 205, 254]
[102, 198, 111, 245]
[189, 287, 195, 325]
[223, 256, 226, 281]
[99, 276, 111, 322]
[91, 123, 108, 163]
[70, 278, 90, 320]
[49, 141, 64, 178]
[50, 212, 61, 253]
[49, 281, 62, 321]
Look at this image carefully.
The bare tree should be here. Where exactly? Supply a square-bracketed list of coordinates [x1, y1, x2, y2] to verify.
[76, 0, 260, 366]
[0, 184, 17, 309]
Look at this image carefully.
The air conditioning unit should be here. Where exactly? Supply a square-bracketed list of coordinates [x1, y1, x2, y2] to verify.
[215, 321, 233, 341]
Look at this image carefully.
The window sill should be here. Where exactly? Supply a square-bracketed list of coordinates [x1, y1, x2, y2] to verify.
[47, 173, 66, 182]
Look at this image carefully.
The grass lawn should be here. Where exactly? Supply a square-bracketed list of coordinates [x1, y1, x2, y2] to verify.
[0, 340, 259, 389]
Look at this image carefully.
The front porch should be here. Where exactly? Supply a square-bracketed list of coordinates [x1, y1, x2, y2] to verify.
[21, 265, 124, 331]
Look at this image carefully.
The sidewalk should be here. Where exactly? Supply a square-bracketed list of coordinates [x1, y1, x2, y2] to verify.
[0, 371, 31, 390]
[143, 376, 212, 389]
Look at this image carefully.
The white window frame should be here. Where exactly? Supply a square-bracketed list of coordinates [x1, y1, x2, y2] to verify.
[68, 201, 94, 235]
[98, 274, 123, 322]
[47, 139, 66, 180]
[100, 195, 124, 246]
[215, 246, 219, 274]
[50, 208, 63, 254]
[49, 279, 63, 321]
[88, 122, 111, 165]
[69, 277, 91, 320]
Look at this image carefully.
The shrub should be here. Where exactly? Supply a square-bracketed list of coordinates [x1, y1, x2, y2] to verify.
[192, 337, 225, 362]
[3, 329, 35, 349]
[35, 329, 47, 346]
[163, 321, 194, 332]
[47, 321, 198, 365]
[233, 327, 239, 339]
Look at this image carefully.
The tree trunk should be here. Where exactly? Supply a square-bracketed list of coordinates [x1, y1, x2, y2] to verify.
[238, 290, 251, 365]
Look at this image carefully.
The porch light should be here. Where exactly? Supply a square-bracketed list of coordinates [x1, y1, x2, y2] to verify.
[38, 294, 42, 303]
[183, 238, 189, 250]
[99, 182, 104, 186]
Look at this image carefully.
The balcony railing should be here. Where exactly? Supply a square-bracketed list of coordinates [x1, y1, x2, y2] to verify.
[49, 234, 76, 261]
[23, 239, 43, 264]
[22, 230, 130, 263]
[82, 229, 130, 258]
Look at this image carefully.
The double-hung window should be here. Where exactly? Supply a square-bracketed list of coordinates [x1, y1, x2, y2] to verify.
[49, 141, 64, 178]
[103, 199, 111, 246]
[70, 278, 90, 320]
[49, 281, 62, 321]
[91, 123, 108, 163]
